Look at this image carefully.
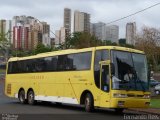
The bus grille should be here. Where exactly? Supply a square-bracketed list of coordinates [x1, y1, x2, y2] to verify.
[127, 94, 144, 98]
[7, 84, 11, 94]
[127, 94, 135, 97]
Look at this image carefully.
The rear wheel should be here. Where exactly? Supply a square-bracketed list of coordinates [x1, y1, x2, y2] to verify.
[27, 90, 36, 105]
[18, 90, 26, 104]
[85, 93, 94, 112]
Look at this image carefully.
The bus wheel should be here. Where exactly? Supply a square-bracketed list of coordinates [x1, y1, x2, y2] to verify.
[18, 90, 26, 104]
[27, 90, 36, 105]
[85, 93, 94, 112]
[115, 108, 124, 114]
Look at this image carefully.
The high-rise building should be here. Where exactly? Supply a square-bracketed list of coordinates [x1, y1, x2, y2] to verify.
[64, 8, 71, 35]
[74, 10, 90, 32]
[5, 20, 12, 43]
[40, 22, 50, 46]
[13, 25, 31, 50]
[106, 25, 119, 43]
[0, 20, 6, 35]
[31, 30, 41, 49]
[55, 27, 67, 46]
[50, 38, 55, 48]
[11, 15, 50, 50]
[0, 20, 12, 43]
[55, 30, 61, 46]
[60, 27, 66, 44]
[126, 22, 136, 45]
[92, 22, 106, 40]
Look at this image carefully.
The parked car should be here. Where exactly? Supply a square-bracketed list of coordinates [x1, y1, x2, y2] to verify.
[154, 84, 160, 95]
[150, 78, 160, 87]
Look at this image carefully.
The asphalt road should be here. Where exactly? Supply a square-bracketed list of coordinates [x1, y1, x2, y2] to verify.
[0, 80, 154, 120]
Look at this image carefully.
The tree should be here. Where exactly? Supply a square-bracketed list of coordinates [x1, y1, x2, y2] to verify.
[33, 43, 52, 54]
[119, 38, 126, 44]
[135, 26, 160, 71]
[0, 32, 11, 61]
[61, 32, 102, 49]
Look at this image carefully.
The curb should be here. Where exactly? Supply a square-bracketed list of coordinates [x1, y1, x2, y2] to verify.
[128, 108, 160, 115]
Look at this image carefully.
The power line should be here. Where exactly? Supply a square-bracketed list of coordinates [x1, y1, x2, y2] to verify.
[38, 2, 160, 45]
[105, 2, 160, 25]
[60, 2, 160, 43]
[35, 18, 60, 40]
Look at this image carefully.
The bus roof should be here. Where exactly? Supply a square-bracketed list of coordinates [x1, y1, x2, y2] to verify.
[8, 46, 144, 62]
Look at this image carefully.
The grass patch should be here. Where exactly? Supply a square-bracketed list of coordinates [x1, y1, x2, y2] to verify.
[150, 99, 160, 108]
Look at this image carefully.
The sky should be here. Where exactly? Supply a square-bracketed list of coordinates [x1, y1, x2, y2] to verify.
[0, 0, 160, 38]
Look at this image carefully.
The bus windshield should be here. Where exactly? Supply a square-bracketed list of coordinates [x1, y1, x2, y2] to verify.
[111, 50, 149, 91]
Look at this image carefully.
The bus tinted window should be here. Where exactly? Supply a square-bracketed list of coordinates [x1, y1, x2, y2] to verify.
[45, 56, 58, 71]
[7, 51, 92, 74]
[66, 54, 74, 70]
[73, 52, 92, 70]
[57, 55, 67, 71]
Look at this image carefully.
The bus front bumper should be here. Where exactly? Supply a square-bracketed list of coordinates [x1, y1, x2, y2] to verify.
[110, 98, 150, 108]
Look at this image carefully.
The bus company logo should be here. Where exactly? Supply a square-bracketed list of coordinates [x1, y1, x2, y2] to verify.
[2, 114, 18, 120]
[30, 75, 44, 80]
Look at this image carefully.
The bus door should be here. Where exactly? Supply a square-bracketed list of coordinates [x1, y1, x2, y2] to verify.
[99, 61, 111, 107]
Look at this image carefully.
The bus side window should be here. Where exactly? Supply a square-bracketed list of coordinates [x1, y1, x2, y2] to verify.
[57, 55, 67, 71]
[66, 54, 74, 70]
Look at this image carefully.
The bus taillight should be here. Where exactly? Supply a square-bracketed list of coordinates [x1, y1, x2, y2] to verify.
[7, 84, 11, 94]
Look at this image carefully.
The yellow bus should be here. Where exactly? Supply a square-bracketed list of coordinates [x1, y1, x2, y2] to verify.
[5, 46, 150, 112]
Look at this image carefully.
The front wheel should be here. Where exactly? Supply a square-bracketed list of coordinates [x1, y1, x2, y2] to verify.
[27, 91, 36, 105]
[85, 93, 94, 112]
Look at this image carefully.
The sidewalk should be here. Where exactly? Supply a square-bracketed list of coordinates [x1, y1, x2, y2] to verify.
[129, 108, 160, 115]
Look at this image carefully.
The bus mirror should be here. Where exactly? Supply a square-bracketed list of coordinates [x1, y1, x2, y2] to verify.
[111, 63, 115, 75]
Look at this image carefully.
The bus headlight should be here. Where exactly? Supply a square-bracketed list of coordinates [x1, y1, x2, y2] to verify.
[113, 93, 128, 98]
[143, 94, 150, 99]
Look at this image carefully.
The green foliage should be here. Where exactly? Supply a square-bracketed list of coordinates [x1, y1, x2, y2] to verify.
[58, 32, 135, 50]
[61, 32, 102, 49]
[119, 43, 135, 48]
[150, 99, 160, 108]
[11, 50, 32, 57]
[11, 43, 52, 57]
[102, 40, 118, 46]
[0, 33, 7, 42]
[119, 38, 126, 44]
[33, 43, 52, 54]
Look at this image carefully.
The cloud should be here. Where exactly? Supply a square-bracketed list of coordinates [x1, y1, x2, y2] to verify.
[0, 0, 160, 38]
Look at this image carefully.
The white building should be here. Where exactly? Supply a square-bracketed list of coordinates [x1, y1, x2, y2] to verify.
[5, 20, 12, 43]
[42, 33, 50, 47]
[126, 22, 136, 45]
[92, 22, 106, 40]
[55, 27, 67, 46]
[106, 25, 119, 43]
[74, 10, 90, 32]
